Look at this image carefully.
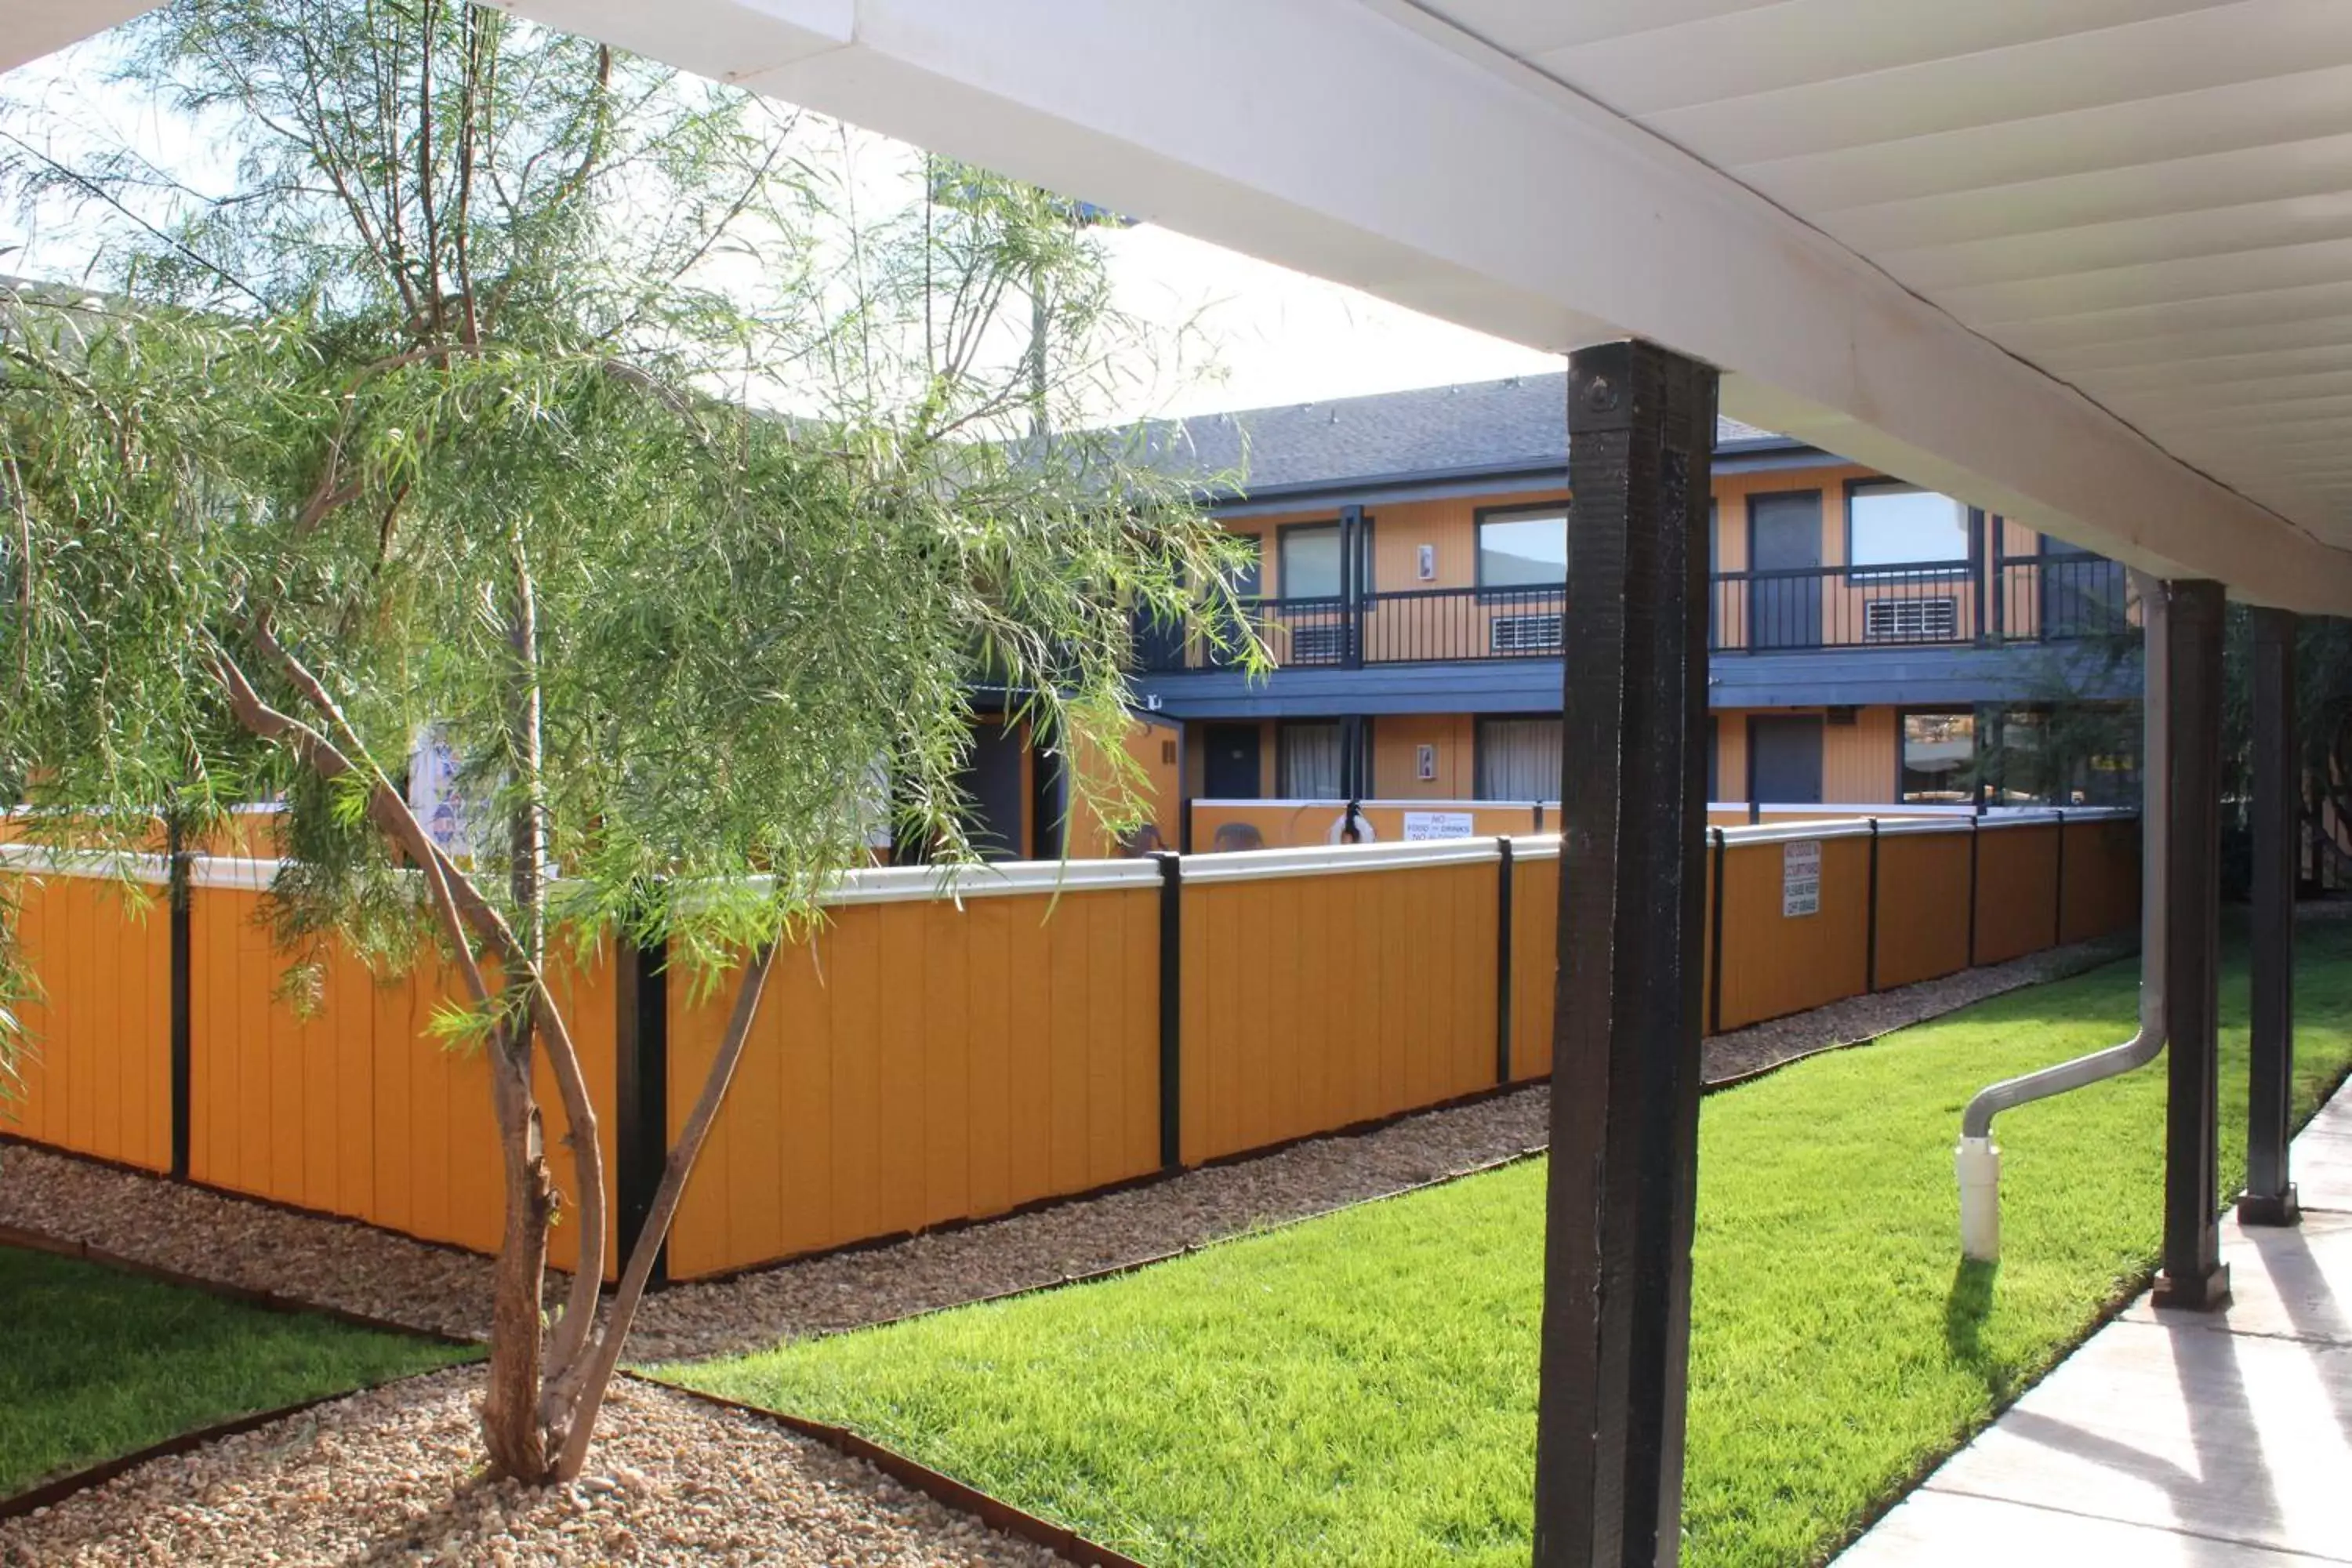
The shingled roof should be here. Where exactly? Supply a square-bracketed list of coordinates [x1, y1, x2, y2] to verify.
[1145, 372, 1794, 499]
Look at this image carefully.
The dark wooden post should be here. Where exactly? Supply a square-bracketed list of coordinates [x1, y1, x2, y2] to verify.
[1156, 850, 1185, 1170]
[1496, 836, 1516, 1085]
[2154, 579, 2230, 1309]
[2240, 606, 2299, 1226]
[1534, 339, 1716, 1567]
[615, 928, 671, 1287]
[167, 825, 192, 1182]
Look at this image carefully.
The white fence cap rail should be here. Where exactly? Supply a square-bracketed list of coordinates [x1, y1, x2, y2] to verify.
[1183, 836, 1501, 884]
[822, 858, 1163, 906]
[1871, 815, 1976, 840]
[1718, 820, 1879, 848]
[0, 842, 172, 887]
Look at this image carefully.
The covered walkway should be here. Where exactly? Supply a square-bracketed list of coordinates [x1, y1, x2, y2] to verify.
[1841, 1078, 2352, 1566]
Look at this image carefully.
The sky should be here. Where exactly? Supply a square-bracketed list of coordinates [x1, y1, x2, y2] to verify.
[0, 33, 1559, 425]
[1096, 222, 1558, 419]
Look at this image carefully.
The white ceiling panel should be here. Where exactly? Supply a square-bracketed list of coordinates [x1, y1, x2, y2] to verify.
[1875, 191, 2352, 293]
[1636, 1, 2352, 168]
[1738, 60, 2352, 212]
[1943, 238, 2352, 328]
[1525, 0, 2224, 121]
[1406, 0, 2352, 577]
[1817, 132, 2352, 252]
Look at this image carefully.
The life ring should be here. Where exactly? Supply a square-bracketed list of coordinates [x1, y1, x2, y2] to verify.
[1325, 807, 1378, 844]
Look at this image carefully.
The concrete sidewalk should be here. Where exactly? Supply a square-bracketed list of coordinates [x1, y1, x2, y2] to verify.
[1837, 1081, 2352, 1565]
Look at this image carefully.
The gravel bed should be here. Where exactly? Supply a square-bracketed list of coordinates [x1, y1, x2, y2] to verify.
[0, 933, 2136, 1363]
[0, 1367, 1059, 1566]
[0, 1144, 515, 1341]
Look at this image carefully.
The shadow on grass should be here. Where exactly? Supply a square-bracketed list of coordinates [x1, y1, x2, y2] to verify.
[1943, 1258, 1999, 1396]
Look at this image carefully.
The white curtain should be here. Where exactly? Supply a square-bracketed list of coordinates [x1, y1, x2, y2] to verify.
[1280, 722, 1345, 797]
[1477, 718, 1560, 800]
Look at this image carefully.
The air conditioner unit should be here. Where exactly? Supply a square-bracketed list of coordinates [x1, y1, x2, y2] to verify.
[1490, 614, 1564, 654]
[1864, 597, 1958, 643]
[1290, 624, 1350, 662]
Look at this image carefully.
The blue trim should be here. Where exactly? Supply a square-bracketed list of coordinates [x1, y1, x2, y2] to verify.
[1134, 643, 2141, 720]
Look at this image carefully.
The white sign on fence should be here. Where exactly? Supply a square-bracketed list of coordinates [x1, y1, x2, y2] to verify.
[1403, 810, 1475, 842]
[1782, 840, 1823, 917]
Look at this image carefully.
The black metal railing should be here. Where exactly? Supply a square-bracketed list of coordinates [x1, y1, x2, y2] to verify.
[1132, 556, 2132, 673]
[1711, 559, 1976, 652]
[1992, 552, 2133, 644]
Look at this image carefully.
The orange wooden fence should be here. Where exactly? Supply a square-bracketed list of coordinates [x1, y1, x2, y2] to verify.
[665, 862, 1163, 1280]
[2, 855, 173, 1174]
[1178, 841, 1498, 1166]
[1, 808, 2138, 1283]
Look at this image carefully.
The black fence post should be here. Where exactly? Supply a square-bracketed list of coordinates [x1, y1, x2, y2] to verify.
[1965, 817, 1981, 969]
[1533, 339, 1716, 1568]
[1708, 828, 1726, 1036]
[2051, 809, 2067, 949]
[614, 927, 670, 1289]
[168, 825, 192, 1183]
[1864, 818, 1881, 995]
[1156, 851, 1184, 1171]
[2157, 579, 2230, 1310]
[2241, 605, 2300, 1227]
[1495, 837, 1515, 1085]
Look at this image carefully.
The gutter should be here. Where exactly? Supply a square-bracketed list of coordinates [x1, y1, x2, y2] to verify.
[1955, 570, 2167, 1263]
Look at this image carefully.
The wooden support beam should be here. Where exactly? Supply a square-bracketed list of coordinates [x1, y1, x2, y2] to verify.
[615, 930, 671, 1289]
[2154, 579, 2230, 1310]
[2240, 606, 2300, 1226]
[1534, 339, 1717, 1567]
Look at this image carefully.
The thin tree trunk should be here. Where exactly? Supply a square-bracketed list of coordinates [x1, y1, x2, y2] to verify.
[479, 1030, 554, 1479]
[480, 543, 561, 1479]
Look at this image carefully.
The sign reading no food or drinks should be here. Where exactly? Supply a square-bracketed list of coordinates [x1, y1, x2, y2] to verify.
[1783, 840, 1823, 917]
[1403, 811, 1475, 841]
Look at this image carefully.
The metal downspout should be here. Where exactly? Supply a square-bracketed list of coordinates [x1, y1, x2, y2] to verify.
[1956, 570, 2169, 1262]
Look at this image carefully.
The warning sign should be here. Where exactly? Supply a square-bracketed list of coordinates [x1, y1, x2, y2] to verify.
[1403, 810, 1475, 842]
[1782, 840, 1822, 917]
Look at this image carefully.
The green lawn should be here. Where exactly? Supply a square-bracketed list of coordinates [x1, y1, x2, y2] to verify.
[670, 917, 2352, 1568]
[0, 1246, 477, 1497]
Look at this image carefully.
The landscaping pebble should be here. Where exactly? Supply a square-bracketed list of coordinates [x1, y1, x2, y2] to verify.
[0, 1368, 1059, 1566]
[0, 935, 2135, 1363]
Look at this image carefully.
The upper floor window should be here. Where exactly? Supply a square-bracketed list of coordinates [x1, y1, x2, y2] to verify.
[1279, 521, 1371, 600]
[1847, 482, 1970, 576]
[1478, 508, 1569, 589]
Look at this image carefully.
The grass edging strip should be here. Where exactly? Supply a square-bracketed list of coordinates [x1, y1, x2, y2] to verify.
[0, 1368, 452, 1523]
[0, 1221, 481, 1348]
[635, 1373, 1150, 1568]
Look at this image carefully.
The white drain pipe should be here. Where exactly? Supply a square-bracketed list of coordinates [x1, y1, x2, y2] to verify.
[1956, 571, 2169, 1264]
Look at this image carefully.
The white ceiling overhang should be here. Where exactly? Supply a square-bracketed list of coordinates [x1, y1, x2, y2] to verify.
[13, 0, 2352, 612]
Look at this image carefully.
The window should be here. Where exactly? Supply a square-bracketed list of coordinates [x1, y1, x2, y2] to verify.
[1279, 521, 1371, 600]
[1985, 706, 2142, 807]
[1899, 710, 1975, 804]
[1279, 720, 1353, 797]
[1477, 508, 1569, 589]
[1847, 482, 1971, 577]
[1475, 717, 1561, 801]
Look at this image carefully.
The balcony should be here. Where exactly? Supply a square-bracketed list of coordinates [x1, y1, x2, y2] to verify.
[1135, 554, 2130, 673]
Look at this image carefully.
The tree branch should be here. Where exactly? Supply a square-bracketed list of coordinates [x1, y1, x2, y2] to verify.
[551, 940, 779, 1480]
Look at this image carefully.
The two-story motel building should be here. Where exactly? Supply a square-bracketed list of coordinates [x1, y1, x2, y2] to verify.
[1098, 371, 2141, 853]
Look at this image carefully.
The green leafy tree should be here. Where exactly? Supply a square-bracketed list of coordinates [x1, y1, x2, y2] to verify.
[1, 0, 1249, 1482]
